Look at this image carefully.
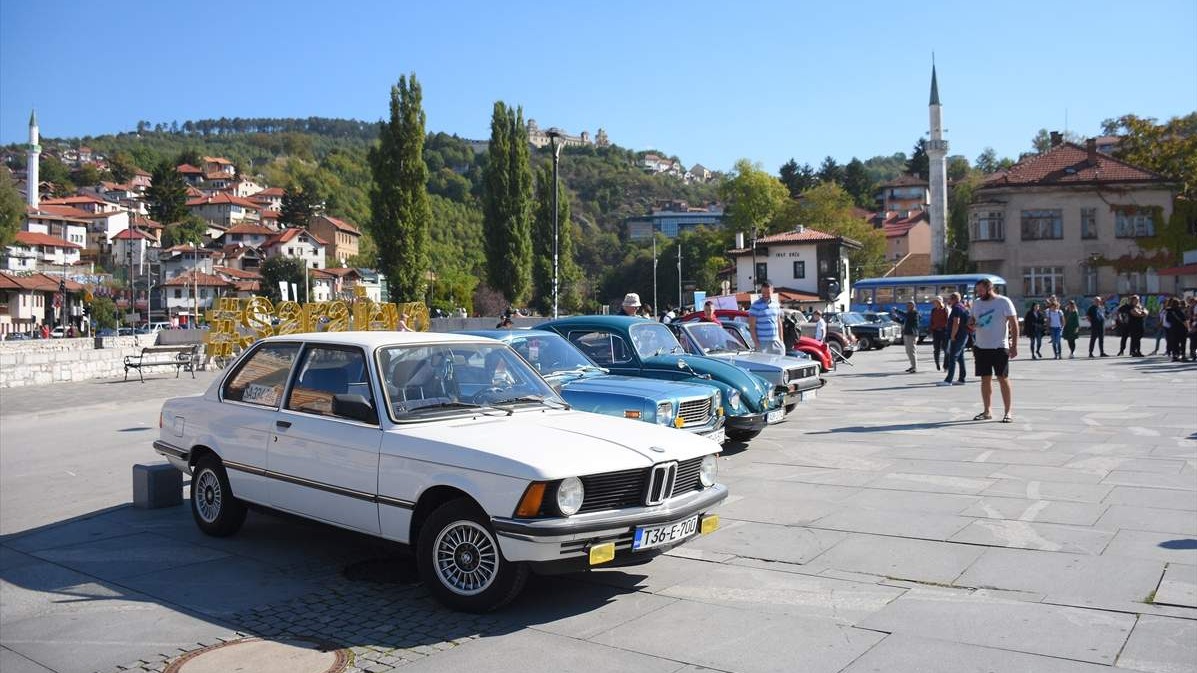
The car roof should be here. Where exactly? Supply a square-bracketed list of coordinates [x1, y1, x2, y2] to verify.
[541, 315, 664, 329]
[258, 330, 497, 349]
[457, 329, 559, 340]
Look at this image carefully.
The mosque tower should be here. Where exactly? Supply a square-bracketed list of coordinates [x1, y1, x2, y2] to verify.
[26, 110, 40, 209]
[927, 65, 948, 272]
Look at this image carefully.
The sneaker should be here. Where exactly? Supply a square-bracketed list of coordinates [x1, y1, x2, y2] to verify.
[937, 380, 953, 386]
[1100, 353, 1109, 357]
[952, 381, 965, 385]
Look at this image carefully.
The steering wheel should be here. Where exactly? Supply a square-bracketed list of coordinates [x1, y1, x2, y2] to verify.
[468, 386, 510, 404]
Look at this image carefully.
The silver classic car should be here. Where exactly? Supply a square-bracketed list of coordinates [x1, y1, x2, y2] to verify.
[669, 321, 824, 413]
[154, 332, 726, 612]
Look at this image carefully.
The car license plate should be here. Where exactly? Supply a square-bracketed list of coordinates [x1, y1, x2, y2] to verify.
[706, 427, 726, 444]
[800, 389, 817, 401]
[766, 408, 785, 424]
[633, 515, 699, 550]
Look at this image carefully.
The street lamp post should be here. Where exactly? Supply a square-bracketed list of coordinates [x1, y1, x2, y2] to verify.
[546, 128, 564, 318]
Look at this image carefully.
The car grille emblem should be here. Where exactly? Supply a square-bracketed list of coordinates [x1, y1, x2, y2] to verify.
[645, 461, 678, 505]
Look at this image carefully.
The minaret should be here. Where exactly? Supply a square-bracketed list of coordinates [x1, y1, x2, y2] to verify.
[26, 110, 41, 209]
[927, 64, 948, 272]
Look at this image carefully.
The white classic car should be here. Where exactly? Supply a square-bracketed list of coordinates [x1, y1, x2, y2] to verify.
[154, 332, 726, 611]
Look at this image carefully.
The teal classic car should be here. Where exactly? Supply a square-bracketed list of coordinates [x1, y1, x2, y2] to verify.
[537, 316, 785, 442]
[459, 330, 726, 443]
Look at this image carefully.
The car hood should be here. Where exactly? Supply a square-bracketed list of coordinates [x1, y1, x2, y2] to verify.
[702, 351, 799, 373]
[555, 373, 711, 400]
[641, 354, 774, 410]
[389, 409, 718, 481]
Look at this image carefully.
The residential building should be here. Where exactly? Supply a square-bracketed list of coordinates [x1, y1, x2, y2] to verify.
[525, 120, 594, 149]
[219, 221, 277, 248]
[879, 211, 932, 276]
[307, 214, 361, 264]
[129, 169, 152, 191]
[260, 227, 327, 269]
[176, 164, 205, 185]
[158, 245, 216, 280]
[874, 174, 929, 214]
[186, 193, 262, 228]
[310, 268, 339, 302]
[25, 206, 89, 248]
[640, 153, 682, 177]
[111, 228, 155, 278]
[626, 201, 725, 241]
[226, 175, 264, 198]
[3, 231, 82, 272]
[0, 271, 85, 336]
[214, 266, 263, 298]
[161, 270, 234, 325]
[686, 164, 713, 184]
[214, 244, 264, 273]
[249, 186, 285, 211]
[202, 156, 236, 176]
[727, 225, 861, 309]
[968, 138, 1174, 305]
[40, 194, 119, 214]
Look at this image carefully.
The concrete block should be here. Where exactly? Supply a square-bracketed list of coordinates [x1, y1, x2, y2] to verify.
[133, 463, 183, 509]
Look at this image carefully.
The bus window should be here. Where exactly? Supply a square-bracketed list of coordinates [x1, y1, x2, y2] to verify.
[875, 287, 894, 304]
[915, 285, 935, 302]
[895, 286, 913, 303]
[853, 287, 873, 304]
[995, 284, 1008, 296]
[938, 285, 959, 297]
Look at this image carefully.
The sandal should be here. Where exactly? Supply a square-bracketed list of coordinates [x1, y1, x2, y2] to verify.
[973, 412, 991, 421]
[1001, 414, 1013, 423]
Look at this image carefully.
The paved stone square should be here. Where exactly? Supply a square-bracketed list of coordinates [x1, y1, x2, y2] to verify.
[1, 344, 1194, 672]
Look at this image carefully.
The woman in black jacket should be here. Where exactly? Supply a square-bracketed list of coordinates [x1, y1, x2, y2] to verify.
[1165, 297, 1188, 361]
[1024, 303, 1045, 360]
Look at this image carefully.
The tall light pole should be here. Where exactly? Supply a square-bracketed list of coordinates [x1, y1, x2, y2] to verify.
[677, 243, 683, 312]
[652, 234, 658, 318]
[546, 128, 564, 318]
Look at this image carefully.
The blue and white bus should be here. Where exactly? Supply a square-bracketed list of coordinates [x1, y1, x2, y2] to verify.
[850, 274, 1008, 335]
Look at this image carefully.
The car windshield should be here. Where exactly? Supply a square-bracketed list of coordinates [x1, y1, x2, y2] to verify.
[629, 322, 684, 358]
[506, 333, 601, 377]
[684, 322, 749, 354]
[840, 313, 869, 326]
[378, 342, 563, 421]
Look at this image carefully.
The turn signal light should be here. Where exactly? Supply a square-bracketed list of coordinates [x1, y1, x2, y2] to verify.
[624, 410, 641, 419]
[589, 542, 615, 565]
[673, 417, 685, 428]
[700, 514, 720, 535]
[515, 482, 547, 518]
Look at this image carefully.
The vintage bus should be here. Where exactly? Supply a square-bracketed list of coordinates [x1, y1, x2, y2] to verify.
[849, 274, 1008, 336]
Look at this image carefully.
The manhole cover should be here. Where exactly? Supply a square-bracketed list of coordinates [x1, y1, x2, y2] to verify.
[164, 638, 347, 673]
[343, 556, 419, 585]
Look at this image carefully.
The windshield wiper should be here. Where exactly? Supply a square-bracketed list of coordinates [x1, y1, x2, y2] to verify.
[400, 401, 512, 416]
[494, 395, 570, 411]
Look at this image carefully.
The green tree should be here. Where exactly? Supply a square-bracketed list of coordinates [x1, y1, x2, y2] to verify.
[39, 156, 74, 194]
[945, 173, 979, 274]
[1102, 113, 1197, 198]
[367, 73, 433, 302]
[72, 164, 103, 187]
[161, 214, 207, 247]
[108, 151, 139, 183]
[906, 139, 929, 180]
[817, 156, 844, 185]
[947, 155, 971, 182]
[0, 167, 23, 247]
[974, 147, 1013, 174]
[779, 182, 885, 279]
[778, 159, 817, 198]
[720, 158, 789, 240]
[259, 256, 307, 303]
[531, 164, 581, 315]
[279, 182, 316, 228]
[89, 296, 118, 330]
[346, 231, 378, 268]
[147, 161, 188, 224]
[841, 158, 874, 208]
[482, 101, 534, 304]
[1030, 128, 1083, 154]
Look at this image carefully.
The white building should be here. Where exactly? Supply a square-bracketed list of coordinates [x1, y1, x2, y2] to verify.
[260, 227, 327, 269]
[186, 193, 262, 228]
[728, 226, 860, 310]
[4, 231, 83, 272]
[161, 270, 233, 325]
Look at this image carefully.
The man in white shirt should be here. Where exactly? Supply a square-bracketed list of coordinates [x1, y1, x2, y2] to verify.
[812, 310, 827, 343]
[968, 278, 1019, 423]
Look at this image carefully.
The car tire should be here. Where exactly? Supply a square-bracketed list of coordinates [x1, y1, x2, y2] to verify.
[190, 455, 247, 537]
[726, 429, 762, 442]
[857, 336, 873, 351]
[418, 498, 528, 613]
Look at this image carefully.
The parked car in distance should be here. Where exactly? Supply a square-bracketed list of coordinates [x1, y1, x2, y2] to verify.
[95, 328, 118, 337]
[667, 321, 823, 413]
[680, 309, 837, 372]
[537, 316, 785, 442]
[825, 312, 901, 351]
[155, 332, 726, 612]
[783, 310, 856, 360]
[459, 329, 726, 443]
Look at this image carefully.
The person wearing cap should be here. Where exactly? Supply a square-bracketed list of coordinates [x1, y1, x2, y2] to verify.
[621, 293, 643, 317]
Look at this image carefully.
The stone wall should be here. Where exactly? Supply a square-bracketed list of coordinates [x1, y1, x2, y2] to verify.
[0, 336, 150, 388]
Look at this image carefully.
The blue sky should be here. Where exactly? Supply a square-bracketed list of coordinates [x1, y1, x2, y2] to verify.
[2, 0, 1195, 173]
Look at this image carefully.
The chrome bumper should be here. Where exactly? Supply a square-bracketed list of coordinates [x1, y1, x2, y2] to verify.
[153, 440, 192, 474]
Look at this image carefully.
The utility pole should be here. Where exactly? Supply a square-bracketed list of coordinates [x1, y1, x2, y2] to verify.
[652, 234, 658, 318]
[192, 241, 198, 328]
[547, 129, 564, 318]
[677, 243, 682, 312]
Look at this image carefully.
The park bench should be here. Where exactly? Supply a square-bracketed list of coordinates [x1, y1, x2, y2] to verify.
[123, 344, 201, 383]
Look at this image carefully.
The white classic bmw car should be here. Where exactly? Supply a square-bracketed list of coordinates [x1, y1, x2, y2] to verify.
[154, 332, 726, 611]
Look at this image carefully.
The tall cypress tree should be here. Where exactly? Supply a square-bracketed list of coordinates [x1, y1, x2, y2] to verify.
[368, 74, 432, 302]
[482, 102, 533, 304]
[147, 161, 188, 224]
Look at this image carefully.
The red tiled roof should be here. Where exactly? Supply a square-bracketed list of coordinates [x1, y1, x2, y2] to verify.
[113, 228, 150, 240]
[131, 215, 164, 229]
[223, 221, 276, 235]
[203, 156, 233, 165]
[259, 210, 280, 220]
[186, 193, 262, 209]
[13, 231, 83, 249]
[214, 266, 263, 280]
[980, 142, 1167, 189]
[233, 280, 261, 292]
[185, 186, 204, 197]
[28, 205, 92, 222]
[162, 270, 234, 288]
[176, 164, 203, 174]
[320, 267, 360, 278]
[254, 187, 285, 197]
[732, 287, 821, 303]
[0, 272, 85, 292]
[882, 211, 929, 238]
[878, 174, 929, 188]
[728, 226, 861, 255]
[262, 227, 328, 248]
[312, 214, 360, 234]
[41, 195, 110, 206]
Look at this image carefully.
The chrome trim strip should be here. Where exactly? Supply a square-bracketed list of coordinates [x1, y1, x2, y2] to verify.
[221, 460, 414, 509]
[152, 440, 189, 460]
[492, 483, 727, 537]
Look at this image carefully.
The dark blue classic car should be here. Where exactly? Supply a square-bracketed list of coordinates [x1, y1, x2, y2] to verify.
[537, 316, 785, 442]
[461, 330, 726, 443]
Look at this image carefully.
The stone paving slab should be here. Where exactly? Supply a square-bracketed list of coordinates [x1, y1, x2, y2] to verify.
[810, 507, 974, 541]
[681, 519, 847, 564]
[857, 589, 1136, 664]
[0, 646, 55, 673]
[397, 628, 683, 673]
[1096, 505, 1197, 536]
[715, 493, 841, 526]
[802, 533, 985, 585]
[955, 547, 1166, 603]
[1153, 563, 1197, 609]
[1104, 486, 1197, 511]
[982, 479, 1115, 503]
[842, 488, 980, 514]
[1102, 530, 1197, 564]
[949, 518, 1115, 554]
[591, 599, 885, 673]
[1103, 471, 1197, 491]
[28, 532, 229, 582]
[500, 576, 677, 640]
[962, 496, 1108, 526]
[840, 634, 1125, 673]
[1116, 615, 1197, 673]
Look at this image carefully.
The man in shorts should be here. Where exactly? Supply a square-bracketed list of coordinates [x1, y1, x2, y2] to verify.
[969, 278, 1019, 423]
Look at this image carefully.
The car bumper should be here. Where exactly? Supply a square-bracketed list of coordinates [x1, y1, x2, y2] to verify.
[491, 483, 728, 571]
[153, 440, 192, 474]
[780, 376, 826, 405]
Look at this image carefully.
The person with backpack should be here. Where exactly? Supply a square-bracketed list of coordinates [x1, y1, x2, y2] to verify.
[1087, 296, 1108, 357]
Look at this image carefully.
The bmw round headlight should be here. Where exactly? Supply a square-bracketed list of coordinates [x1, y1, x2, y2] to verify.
[556, 477, 584, 516]
[656, 401, 674, 426]
[699, 454, 717, 487]
[728, 390, 741, 409]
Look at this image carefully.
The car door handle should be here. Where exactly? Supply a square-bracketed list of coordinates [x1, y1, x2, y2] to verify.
[275, 420, 291, 429]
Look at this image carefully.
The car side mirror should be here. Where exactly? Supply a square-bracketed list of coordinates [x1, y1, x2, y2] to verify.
[677, 359, 687, 369]
[333, 393, 378, 425]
